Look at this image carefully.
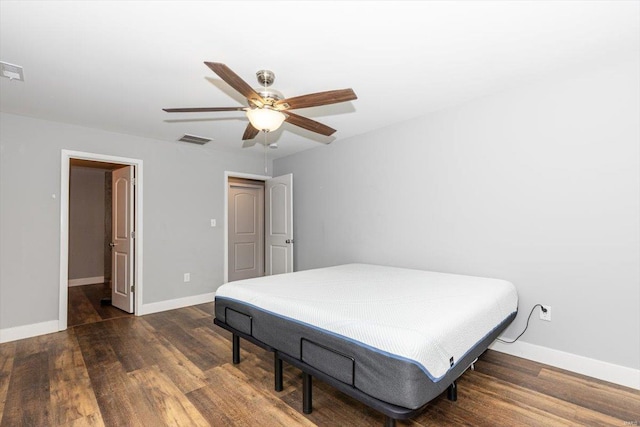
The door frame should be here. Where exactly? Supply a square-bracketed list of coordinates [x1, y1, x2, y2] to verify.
[59, 150, 144, 330]
[223, 171, 270, 284]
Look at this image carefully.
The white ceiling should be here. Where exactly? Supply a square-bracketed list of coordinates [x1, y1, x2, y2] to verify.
[1, 1, 638, 159]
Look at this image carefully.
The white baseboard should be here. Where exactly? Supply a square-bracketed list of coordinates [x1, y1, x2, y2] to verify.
[68, 276, 105, 287]
[138, 292, 216, 316]
[0, 293, 215, 343]
[490, 340, 640, 390]
[0, 320, 59, 344]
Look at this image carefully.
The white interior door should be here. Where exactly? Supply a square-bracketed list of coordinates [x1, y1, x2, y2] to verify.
[265, 174, 293, 275]
[111, 165, 134, 312]
[228, 179, 265, 282]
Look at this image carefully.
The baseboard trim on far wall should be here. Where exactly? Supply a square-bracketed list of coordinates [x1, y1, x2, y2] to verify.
[138, 292, 216, 316]
[490, 340, 640, 390]
[0, 320, 59, 344]
[0, 292, 215, 343]
[68, 276, 105, 287]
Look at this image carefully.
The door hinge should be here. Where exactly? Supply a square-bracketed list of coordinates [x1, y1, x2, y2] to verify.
[132, 177, 136, 185]
[131, 231, 136, 239]
[131, 285, 135, 293]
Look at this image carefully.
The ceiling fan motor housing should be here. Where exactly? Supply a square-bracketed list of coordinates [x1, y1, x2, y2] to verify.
[255, 89, 284, 107]
[256, 69, 275, 87]
[254, 70, 284, 108]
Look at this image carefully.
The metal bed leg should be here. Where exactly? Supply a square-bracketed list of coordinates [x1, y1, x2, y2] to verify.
[302, 372, 313, 414]
[232, 334, 240, 364]
[383, 415, 396, 427]
[274, 352, 283, 392]
[447, 380, 457, 401]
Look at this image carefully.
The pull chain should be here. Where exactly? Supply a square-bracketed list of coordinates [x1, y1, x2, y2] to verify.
[263, 73, 268, 175]
[264, 131, 268, 174]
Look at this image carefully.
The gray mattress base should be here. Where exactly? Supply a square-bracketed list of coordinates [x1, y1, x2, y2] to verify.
[214, 297, 516, 412]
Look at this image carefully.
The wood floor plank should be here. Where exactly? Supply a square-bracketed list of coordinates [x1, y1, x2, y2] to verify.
[414, 398, 493, 427]
[1, 351, 51, 427]
[462, 370, 626, 426]
[189, 325, 248, 368]
[136, 321, 208, 394]
[190, 363, 316, 426]
[62, 411, 105, 427]
[459, 373, 580, 426]
[477, 349, 544, 377]
[87, 361, 165, 426]
[82, 283, 124, 321]
[537, 367, 640, 421]
[0, 342, 16, 421]
[192, 302, 215, 317]
[68, 286, 102, 327]
[476, 351, 640, 423]
[48, 330, 102, 425]
[280, 376, 389, 426]
[102, 317, 161, 373]
[128, 365, 210, 427]
[144, 306, 212, 332]
[141, 319, 223, 372]
[68, 283, 132, 327]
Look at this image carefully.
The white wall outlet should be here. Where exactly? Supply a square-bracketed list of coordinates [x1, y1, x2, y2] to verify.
[210, 219, 216, 227]
[184, 273, 191, 283]
[539, 305, 551, 321]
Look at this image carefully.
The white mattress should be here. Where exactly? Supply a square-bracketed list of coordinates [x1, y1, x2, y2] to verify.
[216, 264, 518, 380]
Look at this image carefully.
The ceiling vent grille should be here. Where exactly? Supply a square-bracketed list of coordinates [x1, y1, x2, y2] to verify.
[178, 134, 211, 145]
[0, 61, 24, 81]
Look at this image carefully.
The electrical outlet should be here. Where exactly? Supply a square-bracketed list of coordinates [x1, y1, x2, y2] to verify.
[184, 273, 190, 283]
[210, 219, 216, 227]
[539, 305, 551, 322]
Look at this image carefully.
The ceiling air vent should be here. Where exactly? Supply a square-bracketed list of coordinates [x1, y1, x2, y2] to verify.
[178, 134, 211, 145]
[0, 61, 24, 81]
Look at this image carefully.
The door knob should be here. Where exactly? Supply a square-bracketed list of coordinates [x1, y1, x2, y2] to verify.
[109, 242, 116, 248]
[285, 239, 294, 244]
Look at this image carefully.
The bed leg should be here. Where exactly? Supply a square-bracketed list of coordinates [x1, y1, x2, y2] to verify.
[302, 372, 313, 414]
[274, 352, 283, 392]
[447, 380, 457, 401]
[232, 334, 240, 364]
[383, 415, 396, 427]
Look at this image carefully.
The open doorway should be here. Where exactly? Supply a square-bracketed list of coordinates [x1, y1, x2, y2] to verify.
[67, 160, 133, 327]
[223, 171, 294, 284]
[59, 150, 144, 331]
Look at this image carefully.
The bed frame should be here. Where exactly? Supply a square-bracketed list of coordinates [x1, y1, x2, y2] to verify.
[213, 310, 516, 426]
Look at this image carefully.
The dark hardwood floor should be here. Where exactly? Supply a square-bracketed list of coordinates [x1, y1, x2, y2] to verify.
[67, 283, 133, 327]
[1, 302, 638, 426]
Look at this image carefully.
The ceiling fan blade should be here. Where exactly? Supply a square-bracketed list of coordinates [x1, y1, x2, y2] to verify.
[204, 62, 265, 107]
[275, 89, 357, 110]
[242, 123, 260, 140]
[285, 112, 336, 136]
[163, 107, 246, 113]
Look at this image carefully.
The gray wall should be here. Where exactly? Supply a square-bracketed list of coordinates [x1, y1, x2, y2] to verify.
[0, 113, 268, 329]
[69, 166, 106, 281]
[274, 59, 640, 370]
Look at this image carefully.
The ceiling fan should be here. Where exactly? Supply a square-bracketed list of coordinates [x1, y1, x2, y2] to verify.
[163, 62, 357, 144]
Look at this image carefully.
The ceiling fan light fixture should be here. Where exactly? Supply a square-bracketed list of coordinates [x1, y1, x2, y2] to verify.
[246, 107, 286, 132]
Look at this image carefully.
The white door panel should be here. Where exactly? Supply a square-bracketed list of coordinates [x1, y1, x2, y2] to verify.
[111, 166, 134, 313]
[266, 174, 293, 275]
[228, 180, 264, 281]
